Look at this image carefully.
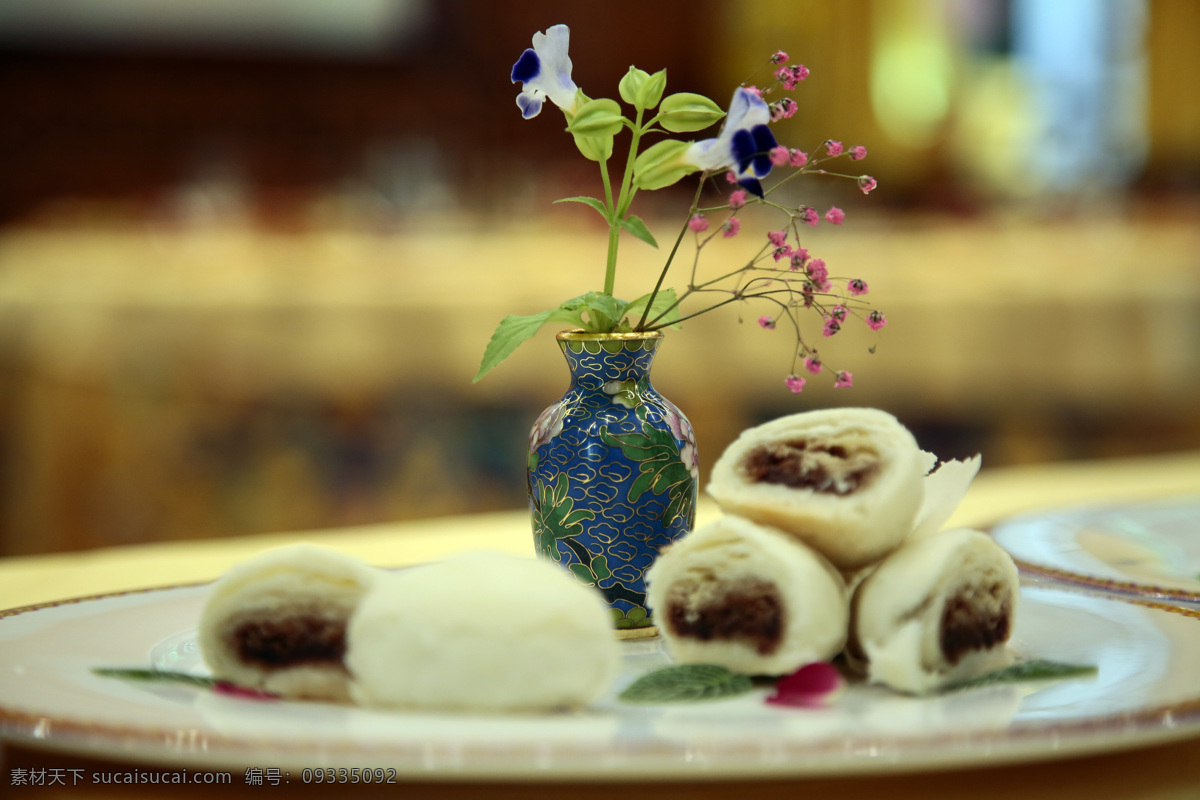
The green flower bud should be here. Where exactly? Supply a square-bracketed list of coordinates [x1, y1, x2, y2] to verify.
[566, 98, 625, 137]
[619, 66, 667, 111]
[633, 139, 698, 190]
[658, 93, 725, 133]
[573, 133, 614, 162]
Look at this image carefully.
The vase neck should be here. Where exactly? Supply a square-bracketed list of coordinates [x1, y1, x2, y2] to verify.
[557, 335, 661, 392]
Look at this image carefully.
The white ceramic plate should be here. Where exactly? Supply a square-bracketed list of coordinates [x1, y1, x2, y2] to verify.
[2, 582, 1199, 780]
[991, 496, 1200, 604]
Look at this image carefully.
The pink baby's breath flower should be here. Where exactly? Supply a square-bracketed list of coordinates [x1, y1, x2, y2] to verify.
[834, 370, 854, 388]
[728, 189, 748, 209]
[723, 218, 741, 237]
[688, 214, 709, 233]
[767, 229, 788, 248]
[789, 249, 808, 271]
[800, 282, 816, 306]
[766, 662, 843, 708]
[825, 206, 845, 225]
[848, 278, 868, 296]
[785, 374, 807, 394]
[771, 50, 789, 64]
[758, 315, 776, 330]
[825, 140, 843, 156]
[830, 305, 848, 322]
[725, 171, 739, 184]
[804, 356, 823, 374]
[770, 145, 791, 167]
[822, 318, 841, 337]
[867, 310, 887, 331]
[789, 149, 808, 168]
[773, 245, 794, 262]
[792, 64, 810, 82]
[857, 175, 878, 195]
[771, 98, 798, 121]
[849, 145, 868, 160]
[801, 207, 819, 226]
[806, 258, 828, 284]
[775, 66, 798, 90]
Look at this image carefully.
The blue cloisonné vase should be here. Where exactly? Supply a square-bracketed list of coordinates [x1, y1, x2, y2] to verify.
[528, 330, 698, 638]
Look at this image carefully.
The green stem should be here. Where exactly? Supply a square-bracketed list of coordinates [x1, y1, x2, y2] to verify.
[604, 223, 620, 296]
[602, 109, 648, 298]
[600, 155, 617, 296]
[636, 176, 707, 330]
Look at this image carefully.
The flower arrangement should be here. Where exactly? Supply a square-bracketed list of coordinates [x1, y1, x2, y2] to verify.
[474, 24, 883, 393]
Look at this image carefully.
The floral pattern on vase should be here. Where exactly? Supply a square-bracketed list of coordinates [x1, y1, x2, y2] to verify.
[528, 331, 697, 634]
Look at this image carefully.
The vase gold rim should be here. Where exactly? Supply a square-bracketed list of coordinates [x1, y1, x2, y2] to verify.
[555, 330, 664, 342]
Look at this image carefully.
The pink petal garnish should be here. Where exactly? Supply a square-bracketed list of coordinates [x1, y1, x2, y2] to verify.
[766, 662, 843, 708]
[214, 681, 280, 701]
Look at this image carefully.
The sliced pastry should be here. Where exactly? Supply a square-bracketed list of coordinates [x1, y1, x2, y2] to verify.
[706, 407, 933, 570]
[645, 515, 848, 676]
[198, 544, 379, 702]
[847, 527, 1019, 694]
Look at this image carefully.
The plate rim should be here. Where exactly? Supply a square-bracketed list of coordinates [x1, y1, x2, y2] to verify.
[987, 497, 1200, 604]
[3, 583, 1200, 779]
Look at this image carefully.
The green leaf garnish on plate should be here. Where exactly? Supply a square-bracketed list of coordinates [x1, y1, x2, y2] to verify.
[619, 664, 754, 704]
[93, 667, 219, 689]
[947, 659, 1098, 691]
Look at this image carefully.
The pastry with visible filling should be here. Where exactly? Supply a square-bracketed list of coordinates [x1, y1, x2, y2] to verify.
[198, 544, 379, 702]
[346, 552, 619, 712]
[847, 527, 1019, 694]
[706, 408, 934, 571]
[645, 516, 848, 675]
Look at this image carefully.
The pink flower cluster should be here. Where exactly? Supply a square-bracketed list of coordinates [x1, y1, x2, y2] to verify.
[774, 63, 810, 91]
[676, 47, 888, 396]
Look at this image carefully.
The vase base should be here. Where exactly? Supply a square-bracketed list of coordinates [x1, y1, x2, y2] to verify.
[615, 626, 659, 641]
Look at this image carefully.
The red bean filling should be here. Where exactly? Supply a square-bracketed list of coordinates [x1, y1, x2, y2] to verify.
[742, 440, 878, 495]
[939, 587, 1011, 665]
[234, 616, 346, 669]
[666, 579, 785, 655]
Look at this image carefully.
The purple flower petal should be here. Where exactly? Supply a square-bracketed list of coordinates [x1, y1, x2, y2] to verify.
[511, 48, 541, 83]
[517, 92, 544, 119]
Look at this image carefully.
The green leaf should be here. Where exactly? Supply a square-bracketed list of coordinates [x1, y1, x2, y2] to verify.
[93, 668, 219, 689]
[566, 98, 625, 137]
[658, 92, 725, 133]
[620, 215, 658, 248]
[619, 664, 754, 704]
[573, 133, 614, 162]
[946, 660, 1098, 692]
[555, 196, 611, 222]
[633, 139, 698, 191]
[476, 291, 642, 379]
[474, 309, 556, 383]
[625, 288, 681, 330]
[564, 291, 628, 332]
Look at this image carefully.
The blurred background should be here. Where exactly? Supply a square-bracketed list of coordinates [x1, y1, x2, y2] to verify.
[0, 0, 1197, 556]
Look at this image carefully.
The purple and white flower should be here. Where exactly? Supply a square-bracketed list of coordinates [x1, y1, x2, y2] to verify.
[684, 87, 779, 197]
[511, 24, 580, 119]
